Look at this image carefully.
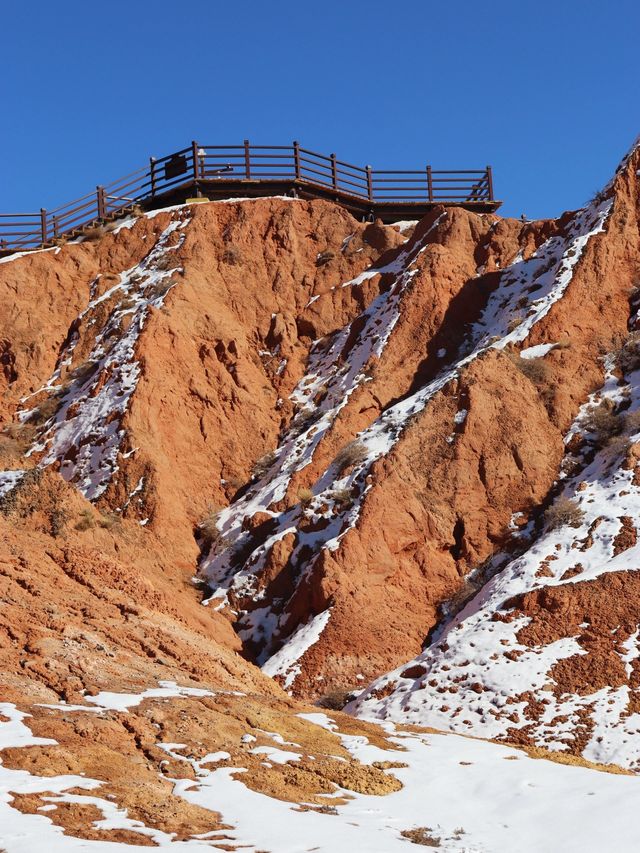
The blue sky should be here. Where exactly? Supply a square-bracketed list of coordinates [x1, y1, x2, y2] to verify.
[3, 0, 638, 219]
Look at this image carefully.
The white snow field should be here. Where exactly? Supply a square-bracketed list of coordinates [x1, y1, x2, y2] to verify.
[2, 696, 640, 853]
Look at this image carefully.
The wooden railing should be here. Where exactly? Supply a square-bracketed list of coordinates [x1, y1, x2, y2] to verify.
[0, 141, 496, 252]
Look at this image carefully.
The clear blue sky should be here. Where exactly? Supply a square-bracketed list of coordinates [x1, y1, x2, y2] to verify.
[3, 0, 638, 219]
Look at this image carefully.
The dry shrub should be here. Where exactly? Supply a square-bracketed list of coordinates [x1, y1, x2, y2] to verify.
[583, 402, 624, 444]
[316, 689, 355, 710]
[198, 510, 224, 547]
[130, 203, 145, 217]
[329, 487, 353, 506]
[507, 352, 550, 385]
[222, 245, 243, 265]
[297, 487, 314, 506]
[400, 827, 441, 847]
[617, 332, 640, 374]
[99, 512, 120, 530]
[153, 253, 176, 271]
[624, 409, 640, 433]
[75, 508, 95, 531]
[334, 440, 368, 471]
[554, 337, 572, 350]
[607, 434, 631, 458]
[83, 225, 106, 242]
[52, 235, 68, 247]
[507, 315, 524, 333]
[28, 396, 60, 425]
[253, 451, 277, 479]
[316, 250, 335, 267]
[545, 496, 585, 530]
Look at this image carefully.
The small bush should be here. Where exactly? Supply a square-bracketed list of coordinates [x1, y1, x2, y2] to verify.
[316, 689, 355, 710]
[583, 402, 624, 444]
[28, 396, 60, 425]
[83, 225, 106, 242]
[507, 315, 524, 333]
[545, 497, 585, 530]
[617, 332, 640, 374]
[75, 509, 95, 531]
[624, 409, 640, 433]
[130, 203, 145, 217]
[607, 434, 631, 459]
[297, 487, 314, 506]
[198, 510, 224, 547]
[316, 250, 335, 267]
[99, 512, 120, 530]
[329, 487, 353, 506]
[334, 440, 368, 472]
[507, 352, 550, 385]
[153, 253, 176, 271]
[222, 245, 243, 265]
[400, 827, 441, 847]
[253, 451, 277, 479]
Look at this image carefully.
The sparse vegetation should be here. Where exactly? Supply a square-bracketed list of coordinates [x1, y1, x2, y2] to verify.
[334, 440, 368, 472]
[75, 508, 95, 531]
[99, 512, 120, 530]
[253, 451, 277, 479]
[222, 245, 243, 265]
[28, 395, 61, 425]
[617, 332, 640, 374]
[198, 509, 224, 547]
[545, 496, 585, 530]
[329, 487, 353, 506]
[507, 315, 524, 333]
[316, 689, 356, 710]
[316, 250, 335, 266]
[507, 352, 551, 385]
[583, 402, 624, 445]
[83, 224, 106, 242]
[400, 827, 442, 847]
[297, 487, 314, 506]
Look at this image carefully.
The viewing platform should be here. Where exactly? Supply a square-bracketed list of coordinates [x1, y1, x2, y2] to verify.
[0, 141, 501, 253]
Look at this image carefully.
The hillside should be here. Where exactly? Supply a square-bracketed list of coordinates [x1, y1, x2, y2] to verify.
[1, 135, 639, 851]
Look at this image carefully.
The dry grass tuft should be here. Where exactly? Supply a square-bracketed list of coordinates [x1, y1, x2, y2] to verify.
[297, 487, 314, 506]
[222, 245, 243, 265]
[617, 332, 640, 374]
[507, 352, 551, 385]
[316, 689, 355, 710]
[400, 827, 442, 847]
[75, 509, 95, 531]
[329, 487, 353, 506]
[545, 496, 585, 530]
[83, 225, 106, 242]
[316, 250, 335, 266]
[253, 451, 277, 479]
[507, 315, 524, 333]
[334, 440, 368, 472]
[198, 509, 224, 548]
[583, 402, 624, 445]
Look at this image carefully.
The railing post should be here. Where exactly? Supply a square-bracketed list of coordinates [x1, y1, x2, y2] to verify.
[97, 186, 106, 220]
[150, 157, 157, 197]
[293, 141, 300, 179]
[244, 139, 251, 179]
[191, 140, 199, 180]
[330, 153, 337, 191]
[366, 166, 373, 202]
[427, 165, 434, 202]
[40, 208, 47, 244]
[53, 216, 59, 238]
[486, 166, 494, 201]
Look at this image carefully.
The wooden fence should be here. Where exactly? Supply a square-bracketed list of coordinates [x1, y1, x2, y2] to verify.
[0, 141, 496, 251]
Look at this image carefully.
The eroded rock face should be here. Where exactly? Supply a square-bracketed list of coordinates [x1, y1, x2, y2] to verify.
[2, 136, 640, 803]
[351, 141, 640, 768]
